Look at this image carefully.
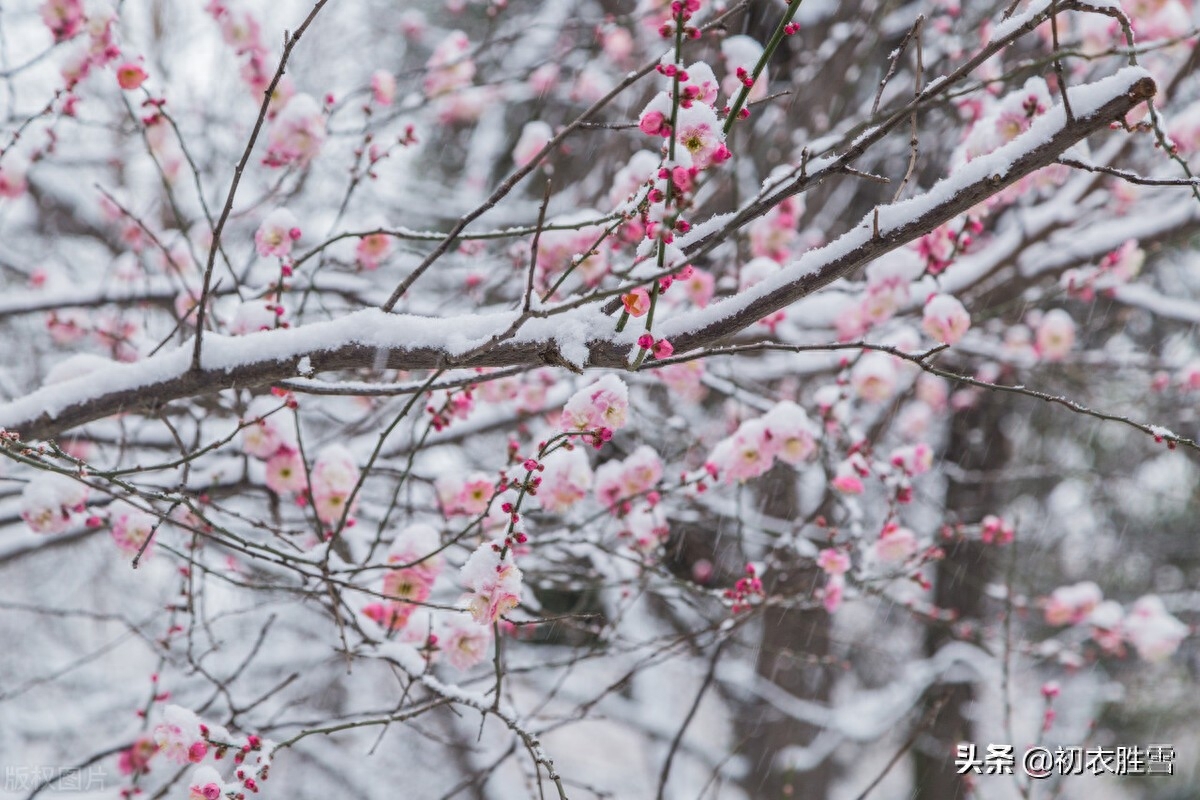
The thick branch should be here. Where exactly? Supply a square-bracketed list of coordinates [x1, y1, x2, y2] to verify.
[0, 70, 1154, 440]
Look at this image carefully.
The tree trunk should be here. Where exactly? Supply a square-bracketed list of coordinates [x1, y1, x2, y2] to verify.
[738, 464, 836, 799]
[912, 393, 1008, 800]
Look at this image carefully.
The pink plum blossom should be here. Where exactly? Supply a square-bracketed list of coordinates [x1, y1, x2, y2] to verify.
[1044, 581, 1103, 626]
[440, 613, 491, 670]
[20, 474, 88, 535]
[922, 294, 971, 345]
[255, 208, 301, 258]
[424, 31, 475, 97]
[850, 353, 898, 404]
[310, 444, 360, 526]
[538, 447, 593, 513]
[264, 448, 306, 494]
[512, 120, 552, 168]
[0, 152, 30, 199]
[110, 503, 157, 557]
[559, 374, 630, 433]
[371, 69, 397, 106]
[1035, 309, 1075, 362]
[873, 523, 918, 565]
[460, 540, 522, 624]
[1124, 595, 1188, 662]
[263, 94, 326, 168]
[817, 548, 851, 577]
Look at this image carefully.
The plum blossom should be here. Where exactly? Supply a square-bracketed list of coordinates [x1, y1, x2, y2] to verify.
[559, 374, 630, 434]
[437, 472, 494, 516]
[1124, 595, 1188, 662]
[890, 443, 933, 476]
[621, 501, 670, 553]
[1035, 309, 1075, 362]
[817, 548, 851, 577]
[708, 418, 777, 484]
[922, 294, 971, 345]
[831, 454, 869, 494]
[240, 396, 293, 458]
[388, 523, 444, 584]
[721, 35, 768, 103]
[512, 120, 552, 168]
[823, 574, 845, 614]
[264, 448, 306, 494]
[255, 208, 301, 258]
[0, 151, 30, 199]
[538, 447, 593, 513]
[763, 401, 818, 465]
[440, 613, 491, 670]
[40, 0, 85, 41]
[1044, 581, 1103, 626]
[110, 503, 158, 557]
[371, 69, 397, 105]
[153, 705, 207, 764]
[118, 736, 158, 776]
[618, 445, 663, 497]
[850, 353, 898, 404]
[20, 474, 89, 535]
[460, 541, 522, 624]
[310, 444, 360, 526]
[424, 30, 475, 97]
[356, 233, 391, 270]
[655, 358, 706, 401]
[674, 103, 730, 169]
[116, 60, 148, 90]
[187, 767, 225, 800]
[263, 94, 326, 168]
[873, 523, 918, 565]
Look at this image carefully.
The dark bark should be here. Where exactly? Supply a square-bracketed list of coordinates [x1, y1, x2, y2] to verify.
[912, 390, 1010, 800]
[738, 464, 836, 799]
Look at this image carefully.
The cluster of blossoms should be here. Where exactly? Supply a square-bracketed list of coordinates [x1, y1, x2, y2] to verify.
[724, 563, 764, 613]
[460, 539, 523, 625]
[594, 445, 663, 512]
[816, 548, 851, 613]
[558, 374, 630, 445]
[239, 395, 307, 498]
[206, 0, 282, 102]
[119, 706, 271, 798]
[436, 472, 496, 517]
[263, 93, 327, 168]
[1043, 582, 1189, 663]
[1062, 239, 1145, 300]
[20, 473, 88, 535]
[536, 446, 594, 513]
[309, 444, 361, 527]
[363, 523, 445, 632]
[706, 400, 819, 483]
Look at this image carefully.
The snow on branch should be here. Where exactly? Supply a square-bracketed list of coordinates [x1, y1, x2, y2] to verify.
[0, 69, 1155, 441]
